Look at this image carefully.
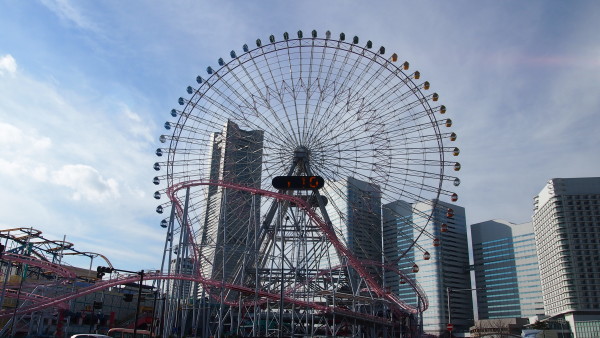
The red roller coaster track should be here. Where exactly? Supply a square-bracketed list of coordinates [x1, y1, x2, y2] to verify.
[0, 181, 427, 326]
[166, 180, 428, 316]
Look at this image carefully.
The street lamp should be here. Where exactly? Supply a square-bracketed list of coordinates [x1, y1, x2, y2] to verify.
[446, 287, 482, 334]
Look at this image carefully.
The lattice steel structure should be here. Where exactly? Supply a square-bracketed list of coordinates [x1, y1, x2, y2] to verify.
[0, 227, 115, 336]
[152, 30, 460, 337]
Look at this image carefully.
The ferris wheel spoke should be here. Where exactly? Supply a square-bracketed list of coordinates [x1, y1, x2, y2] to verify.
[307, 79, 364, 142]
[209, 75, 294, 148]
[380, 106, 434, 129]
[302, 42, 334, 142]
[264, 43, 301, 145]
[358, 68, 416, 115]
[283, 40, 305, 143]
[311, 47, 389, 135]
[223, 75, 300, 147]
[336, 54, 393, 115]
[256, 46, 304, 146]
[300, 39, 319, 142]
[156, 32, 459, 325]
[237, 46, 300, 146]
[369, 79, 424, 115]
[304, 41, 357, 142]
[385, 118, 449, 137]
[316, 156, 444, 202]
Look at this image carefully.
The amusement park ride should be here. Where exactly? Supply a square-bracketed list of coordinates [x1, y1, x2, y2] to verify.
[0, 30, 460, 337]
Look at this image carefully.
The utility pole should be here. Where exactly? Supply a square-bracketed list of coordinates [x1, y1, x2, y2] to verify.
[97, 266, 147, 338]
[447, 287, 482, 335]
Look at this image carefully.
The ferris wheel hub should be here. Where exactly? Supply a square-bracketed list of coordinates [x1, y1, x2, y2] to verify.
[293, 146, 311, 162]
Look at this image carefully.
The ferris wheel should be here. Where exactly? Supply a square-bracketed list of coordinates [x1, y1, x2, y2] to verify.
[153, 30, 459, 337]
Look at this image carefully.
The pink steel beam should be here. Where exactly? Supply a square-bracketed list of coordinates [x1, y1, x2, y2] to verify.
[0, 272, 393, 325]
[361, 259, 429, 311]
[0, 180, 426, 324]
[2, 253, 77, 280]
[1, 288, 57, 304]
[166, 180, 426, 315]
[277, 261, 428, 312]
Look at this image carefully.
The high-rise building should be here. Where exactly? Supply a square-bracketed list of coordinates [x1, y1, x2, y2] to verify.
[382, 200, 415, 298]
[168, 257, 196, 299]
[470, 219, 544, 319]
[200, 120, 263, 283]
[533, 177, 600, 335]
[383, 200, 472, 336]
[323, 177, 382, 284]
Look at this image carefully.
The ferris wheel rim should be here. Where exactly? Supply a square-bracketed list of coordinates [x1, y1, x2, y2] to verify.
[153, 31, 460, 324]
[161, 34, 453, 206]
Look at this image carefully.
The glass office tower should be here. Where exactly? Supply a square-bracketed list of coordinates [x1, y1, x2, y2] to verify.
[383, 200, 472, 336]
[324, 177, 382, 284]
[470, 220, 544, 319]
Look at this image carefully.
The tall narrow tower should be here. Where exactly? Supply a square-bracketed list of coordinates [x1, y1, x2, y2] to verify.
[200, 120, 263, 283]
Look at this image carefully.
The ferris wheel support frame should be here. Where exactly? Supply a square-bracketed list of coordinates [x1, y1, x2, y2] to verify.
[154, 30, 459, 337]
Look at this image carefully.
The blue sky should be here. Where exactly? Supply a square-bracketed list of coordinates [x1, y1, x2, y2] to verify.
[1, 0, 599, 271]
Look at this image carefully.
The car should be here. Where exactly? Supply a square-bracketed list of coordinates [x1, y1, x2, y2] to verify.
[106, 328, 154, 338]
[70, 334, 111, 338]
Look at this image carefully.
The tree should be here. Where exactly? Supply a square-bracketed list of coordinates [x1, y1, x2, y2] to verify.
[531, 320, 548, 330]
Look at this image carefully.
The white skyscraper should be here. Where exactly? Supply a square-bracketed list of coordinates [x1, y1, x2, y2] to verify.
[533, 177, 600, 335]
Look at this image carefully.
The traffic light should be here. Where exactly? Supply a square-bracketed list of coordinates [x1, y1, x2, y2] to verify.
[93, 301, 103, 309]
[123, 294, 134, 302]
[96, 266, 114, 279]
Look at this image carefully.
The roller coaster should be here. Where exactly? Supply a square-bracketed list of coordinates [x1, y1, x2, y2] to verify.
[1, 30, 460, 337]
[0, 182, 428, 337]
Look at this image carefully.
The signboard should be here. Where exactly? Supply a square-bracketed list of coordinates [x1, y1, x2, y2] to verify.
[272, 176, 324, 190]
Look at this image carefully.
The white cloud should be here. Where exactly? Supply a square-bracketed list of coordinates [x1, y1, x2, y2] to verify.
[0, 54, 17, 76]
[1, 0, 599, 270]
[40, 0, 98, 32]
[0, 123, 53, 179]
[51, 164, 119, 202]
[0, 51, 160, 269]
[122, 104, 155, 143]
[0, 122, 52, 151]
[31, 166, 50, 182]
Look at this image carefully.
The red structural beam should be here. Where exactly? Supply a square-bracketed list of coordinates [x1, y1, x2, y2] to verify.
[166, 180, 426, 315]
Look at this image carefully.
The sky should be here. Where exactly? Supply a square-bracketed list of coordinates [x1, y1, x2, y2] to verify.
[0, 0, 599, 271]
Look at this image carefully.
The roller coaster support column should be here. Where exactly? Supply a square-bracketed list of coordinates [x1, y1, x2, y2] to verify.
[0, 235, 10, 313]
[133, 270, 145, 338]
[149, 291, 158, 337]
